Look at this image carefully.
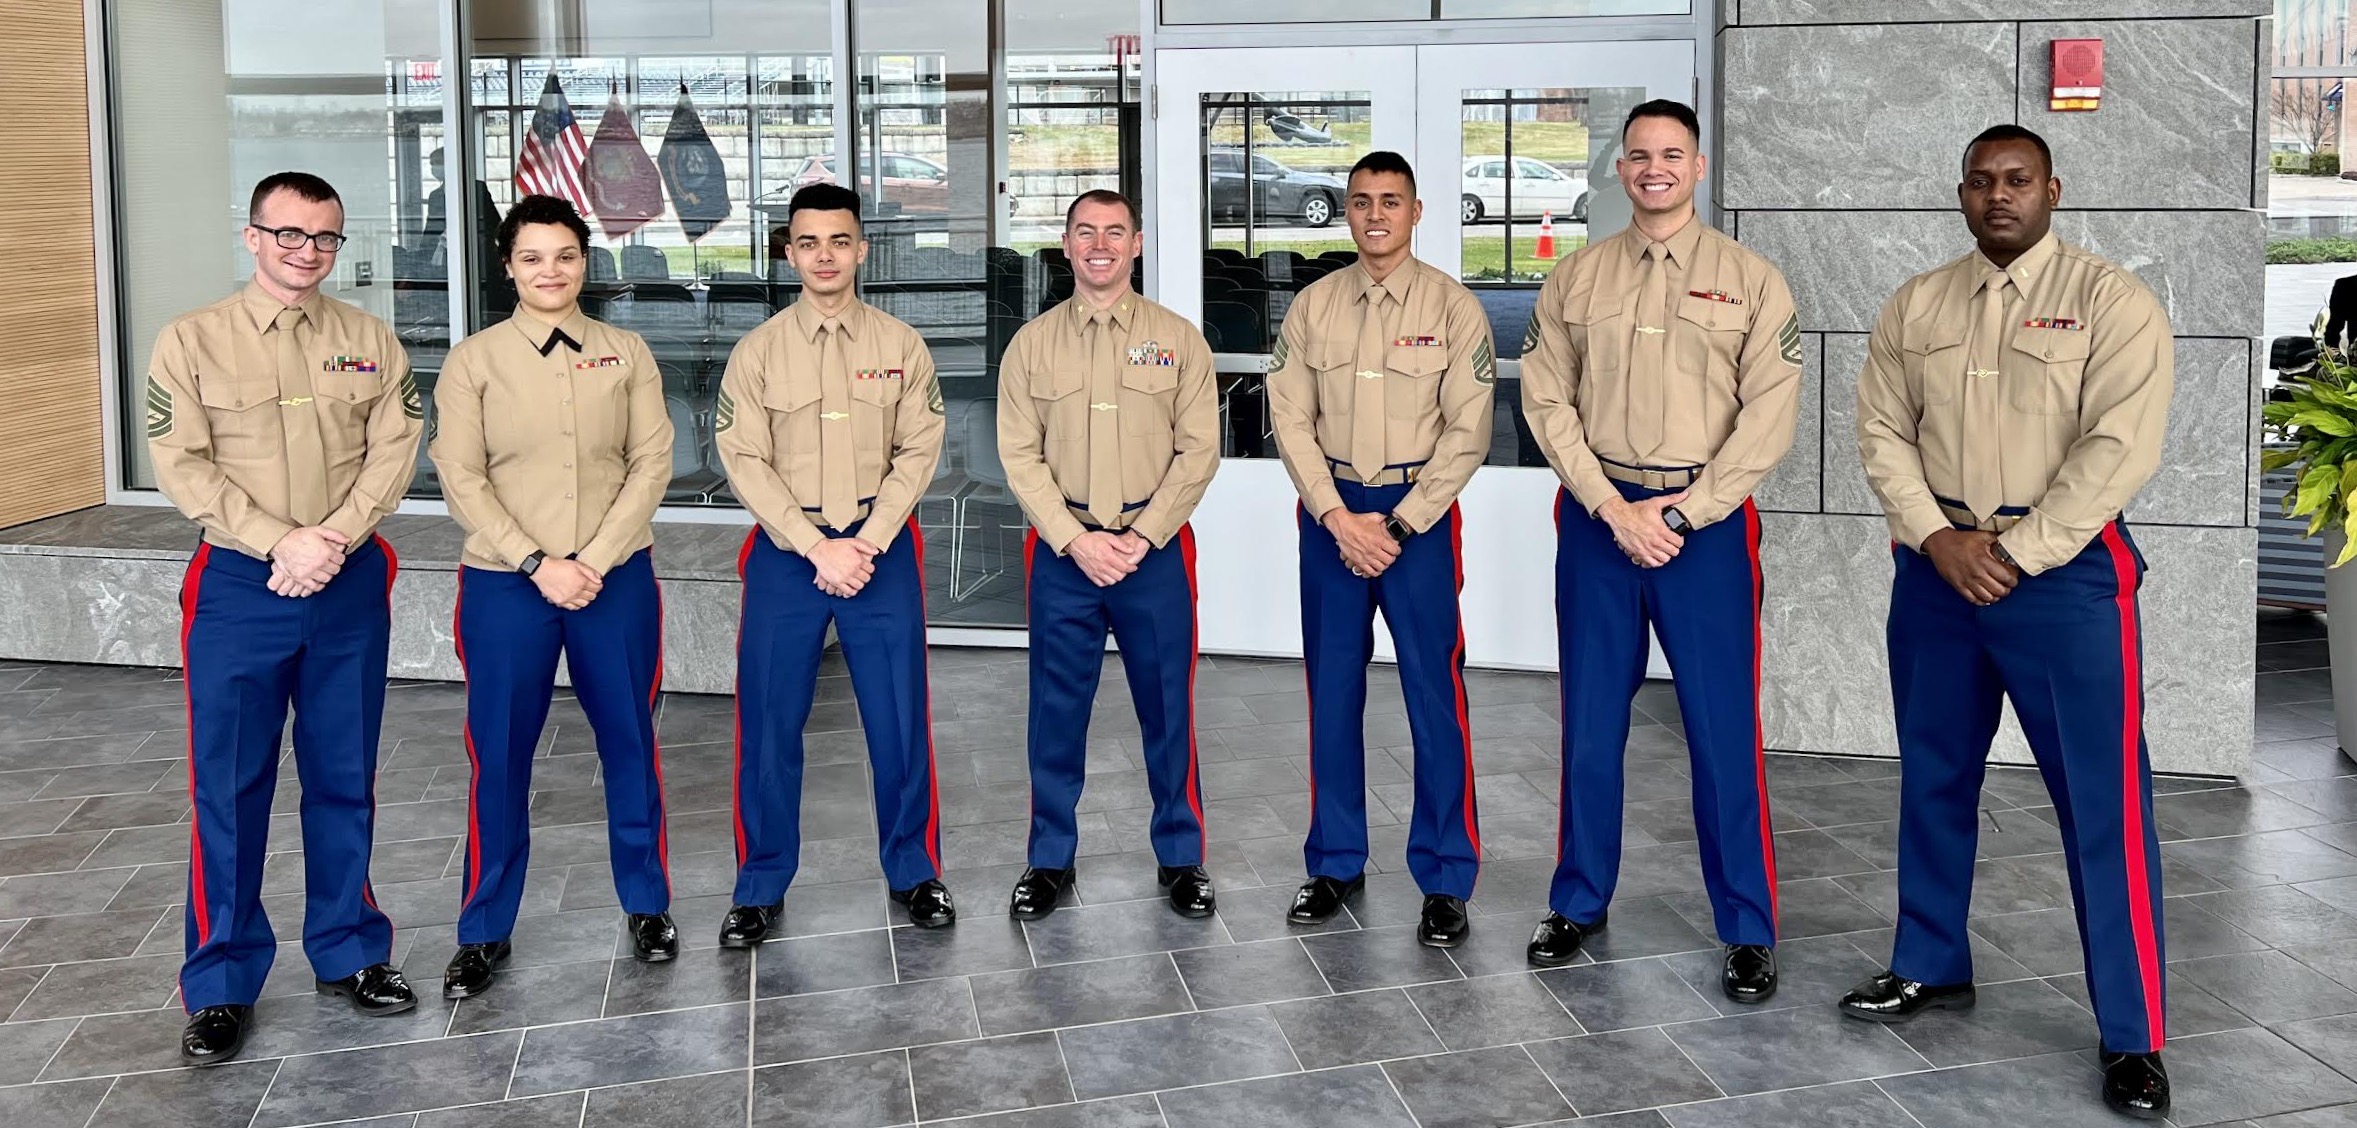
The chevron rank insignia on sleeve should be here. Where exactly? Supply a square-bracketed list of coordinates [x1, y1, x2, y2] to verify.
[145, 378, 172, 439]
[715, 388, 737, 433]
[399, 372, 423, 421]
[1473, 337, 1496, 386]
[1778, 314, 1803, 367]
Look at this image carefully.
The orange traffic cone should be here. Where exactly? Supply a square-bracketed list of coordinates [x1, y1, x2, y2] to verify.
[1535, 210, 1557, 260]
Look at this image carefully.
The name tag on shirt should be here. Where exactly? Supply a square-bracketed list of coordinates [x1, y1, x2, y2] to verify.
[1392, 336, 1443, 348]
[855, 368, 904, 380]
[2023, 318, 2083, 331]
[1687, 290, 1744, 306]
[574, 356, 626, 369]
[1126, 341, 1175, 366]
[322, 356, 379, 373]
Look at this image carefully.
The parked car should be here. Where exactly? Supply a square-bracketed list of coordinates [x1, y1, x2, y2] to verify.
[1460, 156, 1586, 224]
[767, 152, 950, 216]
[1208, 147, 1346, 228]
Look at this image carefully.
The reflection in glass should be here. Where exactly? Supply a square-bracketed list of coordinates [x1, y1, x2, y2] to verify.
[1440, 0, 1687, 18]
[1163, 0, 1424, 24]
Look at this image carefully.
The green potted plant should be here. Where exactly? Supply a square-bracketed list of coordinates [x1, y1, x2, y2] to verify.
[2264, 313, 2357, 751]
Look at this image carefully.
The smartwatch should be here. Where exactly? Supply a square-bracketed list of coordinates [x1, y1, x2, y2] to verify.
[1383, 514, 1414, 543]
[518, 550, 547, 577]
[1662, 507, 1693, 538]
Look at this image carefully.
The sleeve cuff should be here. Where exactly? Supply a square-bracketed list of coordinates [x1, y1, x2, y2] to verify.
[1567, 474, 1617, 518]
[1306, 484, 1347, 524]
[1040, 513, 1089, 555]
[1895, 506, 1953, 555]
[775, 518, 825, 556]
[244, 519, 301, 562]
[858, 521, 903, 554]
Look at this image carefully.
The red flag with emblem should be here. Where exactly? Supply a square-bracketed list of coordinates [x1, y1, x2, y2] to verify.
[583, 88, 664, 238]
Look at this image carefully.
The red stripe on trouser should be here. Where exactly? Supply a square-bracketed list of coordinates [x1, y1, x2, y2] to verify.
[2102, 523, 2165, 1049]
[731, 530, 758, 866]
[1446, 505, 1480, 862]
[647, 561, 672, 894]
[1743, 502, 1779, 934]
[907, 519, 943, 874]
[1178, 526, 1207, 854]
[180, 544, 215, 948]
[1023, 530, 1037, 621]
[454, 568, 484, 909]
[1552, 491, 1565, 865]
[368, 535, 398, 921]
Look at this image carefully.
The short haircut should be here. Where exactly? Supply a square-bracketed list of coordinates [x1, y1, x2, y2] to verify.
[788, 183, 864, 231]
[1066, 189, 1139, 230]
[497, 194, 593, 260]
[249, 172, 341, 221]
[1348, 150, 1417, 197]
[1961, 124, 2054, 179]
[1621, 100, 1701, 147]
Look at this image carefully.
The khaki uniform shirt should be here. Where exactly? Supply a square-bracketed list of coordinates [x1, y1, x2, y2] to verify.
[1857, 232, 2174, 575]
[147, 283, 421, 560]
[715, 298, 945, 555]
[997, 293, 1220, 553]
[428, 311, 674, 574]
[1267, 256, 1496, 531]
[1520, 218, 1803, 528]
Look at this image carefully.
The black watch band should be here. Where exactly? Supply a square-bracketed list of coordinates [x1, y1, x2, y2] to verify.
[1662, 507, 1693, 537]
[518, 551, 546, 577]
[1383, 514, 1414, 543]
[1992, 542, 2019, 569]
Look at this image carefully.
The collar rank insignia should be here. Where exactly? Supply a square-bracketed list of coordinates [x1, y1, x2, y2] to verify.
[2023, 317, 2083, 331]
[1687, 289, 1744, 306]
[1393, 335, 1441, 347]
[574, 356, 625, 369]
[854, 368, 905, 379]
[1127, 342, 1175, 366]
[323, 356, 379, 373]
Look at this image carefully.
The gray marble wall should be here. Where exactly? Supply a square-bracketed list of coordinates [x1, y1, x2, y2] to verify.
[1724, 7, 2265, 775]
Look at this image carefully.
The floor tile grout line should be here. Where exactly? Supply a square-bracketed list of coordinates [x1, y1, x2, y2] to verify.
[1871, 1078, 1935, 1128]
[501, 1021, 528, 1102]
[31, 1013, 83, 1083]
[1517, 1041, 1581, 1119]
[240, 1056, 286, 1128]
[74, 1072, 119, 1128]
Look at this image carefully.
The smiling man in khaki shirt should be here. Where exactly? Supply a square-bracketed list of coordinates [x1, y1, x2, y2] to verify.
[1518, 101, 1800, 1006]
[713, 183, 954, 942]
[997, 190, 1220, 922]
[1842, 125, 2174, 1121]
[148, 172, 421, 1065]
[1268, 150, 1494, 950]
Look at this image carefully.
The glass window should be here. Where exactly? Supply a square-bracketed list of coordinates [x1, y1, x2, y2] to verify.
[110, 0, 450, 490]
[1162, 0, 1684, 22]
[1439, 0, 1688, 18]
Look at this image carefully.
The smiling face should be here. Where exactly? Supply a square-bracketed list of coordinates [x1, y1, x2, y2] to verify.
[786, 205, 867, 301]
[1063, 197, 1140, 304]
[1616, 113, 1705, 222]
[503, 222, 586, 318]
[1345, 168, 1421, 269]
[244, 188, 344, 300]
[1959, 137, 2059, 263]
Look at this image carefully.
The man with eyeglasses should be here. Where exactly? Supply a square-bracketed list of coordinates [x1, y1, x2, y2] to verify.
[148, 172, 423, 1065]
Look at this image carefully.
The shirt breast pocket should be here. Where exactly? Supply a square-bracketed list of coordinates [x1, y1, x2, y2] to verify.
[761, 378, 823, 473]
[1902, 323, 1967, 407]
[1672, 298, 1747, 395]
[195, 373, 276, 416]
[852, 373, 906, 407]
[1031, 364, 1084, 443]
[2007, 328, 2090, 416]
[1565, 293, 1627, 380]
[1384, 344, 1447, 420]
[1120, 365, 1179, 437]
[1306, 343, 1356, 408]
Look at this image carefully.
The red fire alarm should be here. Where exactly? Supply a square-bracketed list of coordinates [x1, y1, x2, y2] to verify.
[2051, 38, 2103, 111]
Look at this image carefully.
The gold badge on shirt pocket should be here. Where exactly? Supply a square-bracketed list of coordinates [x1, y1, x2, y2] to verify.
[855, 368, 905, 380]
[1126, 341, 1175, 366]
[574, 356, 626, 369]
[322, 356, 379, 373]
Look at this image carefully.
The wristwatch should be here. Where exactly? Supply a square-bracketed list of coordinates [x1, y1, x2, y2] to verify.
[1662, 507, 1693, 538]
[1383, 514, 1414, 543]
[518, 550, 547, 577]
[1992, 542, 2020, 570]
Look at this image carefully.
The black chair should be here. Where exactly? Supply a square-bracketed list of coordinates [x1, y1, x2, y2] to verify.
[619, 245, 670, 282]
[1203, 301, 1265, 354]
[1205, 247, 1247, 268]
[1316, 249, 1361, 268]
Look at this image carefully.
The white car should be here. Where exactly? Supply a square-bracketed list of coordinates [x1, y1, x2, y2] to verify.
[1461, 155, 1587, 223]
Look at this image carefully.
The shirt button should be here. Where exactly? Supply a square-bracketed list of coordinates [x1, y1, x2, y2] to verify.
[563, 461, 572, 468]
[565, 492, 573, 499]
[562, 398, 571, 405]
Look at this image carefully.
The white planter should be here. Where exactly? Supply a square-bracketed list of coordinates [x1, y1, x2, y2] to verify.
[2327, 530, 2357, 753]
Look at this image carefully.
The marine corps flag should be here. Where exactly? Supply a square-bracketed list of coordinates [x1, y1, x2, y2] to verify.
[584, 87, 664, 239]
[658, 83, 731, 242]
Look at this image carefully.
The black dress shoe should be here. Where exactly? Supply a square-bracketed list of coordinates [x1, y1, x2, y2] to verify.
[1837, 971, 1976, 1023]
[1159, 866, 1216, 919]
[1417, 894, 1470, 948]
[892, 880, 957, 928]
[1009, 867, 1077, 920]
[1526, 911, 1606, 967]
[718, 902, 783, 949]
[629, 913, 679, 963]
[316, 963, 417, 1016]
[1722, 944, 1777, 1004]
[2101, 1051, 2169, 1120]
[441, 941, 512, 1000]
[180, 1004, 252, 1065]
[1288, 874, 1364, 925]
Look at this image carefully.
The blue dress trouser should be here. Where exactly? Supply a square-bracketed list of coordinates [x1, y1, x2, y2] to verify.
[1549, 483, 1779, 947]
[731, 519, 942, 904]
[1886, 520, 2166, 1054]
[1298, 478, 1480, 900]
[453, 548, 670, 944]
[1023, 524, 1206, 869]
[178, 536, 397, 1011]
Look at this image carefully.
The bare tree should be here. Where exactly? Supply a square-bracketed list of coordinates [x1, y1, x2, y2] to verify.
[2276, 77, 2341, 156]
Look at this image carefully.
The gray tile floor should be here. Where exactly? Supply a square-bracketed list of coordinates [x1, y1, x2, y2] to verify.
[0, 613, 2345, 1126]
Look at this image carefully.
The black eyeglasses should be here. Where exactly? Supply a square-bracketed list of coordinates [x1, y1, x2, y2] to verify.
[251, 224, 348, 252]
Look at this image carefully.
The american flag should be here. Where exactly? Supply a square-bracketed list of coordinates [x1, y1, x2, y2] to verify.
[516, 73, 592, 214]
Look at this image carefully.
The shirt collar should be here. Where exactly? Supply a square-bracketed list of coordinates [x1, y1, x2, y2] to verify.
[1976, 230, 2060, 289]
[1623, 217, 1704, 267]
[240, 282, 323, 334]
[510, 308, 591, 356]
[789, 298, 862, 343]
[1351, 257, 1420, 306]
[1066, 293, 1138, 334]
